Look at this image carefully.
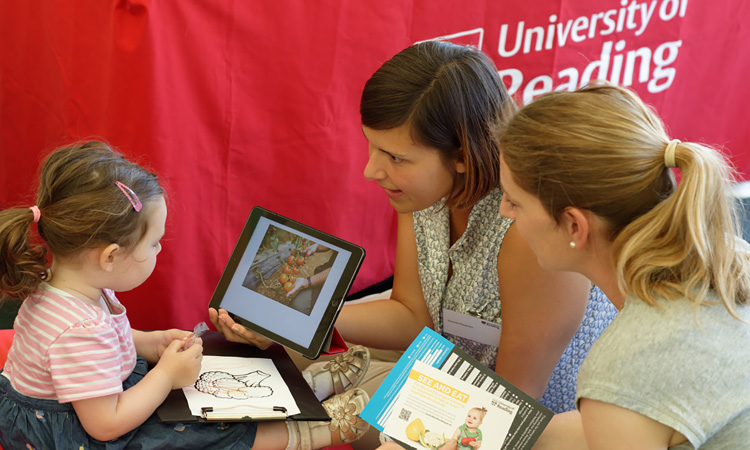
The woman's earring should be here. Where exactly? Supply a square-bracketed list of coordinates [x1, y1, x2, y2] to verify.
[569, 241, 576, 249]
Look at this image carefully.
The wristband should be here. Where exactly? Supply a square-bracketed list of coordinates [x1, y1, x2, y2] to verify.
[307, 276, 312, 288]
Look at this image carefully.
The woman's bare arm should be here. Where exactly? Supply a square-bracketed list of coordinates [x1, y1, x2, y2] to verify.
[337, 212, 434, 349]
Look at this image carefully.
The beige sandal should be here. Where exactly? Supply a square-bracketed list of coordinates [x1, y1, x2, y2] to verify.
[301, 345, 370, 401]
[285, 388, 371, 450]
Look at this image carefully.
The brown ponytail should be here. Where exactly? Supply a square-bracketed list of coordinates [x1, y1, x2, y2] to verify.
[0, 208, 48, 299]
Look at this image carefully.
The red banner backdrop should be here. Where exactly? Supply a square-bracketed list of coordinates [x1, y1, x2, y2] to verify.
[2, 0, 748, 331]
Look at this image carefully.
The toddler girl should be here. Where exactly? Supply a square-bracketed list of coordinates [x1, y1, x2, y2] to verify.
[451, 407, 485, 450]
[0, 141, 368, 450]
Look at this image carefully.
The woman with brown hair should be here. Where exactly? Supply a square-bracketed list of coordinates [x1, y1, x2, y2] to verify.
[215, 42, 618, 423]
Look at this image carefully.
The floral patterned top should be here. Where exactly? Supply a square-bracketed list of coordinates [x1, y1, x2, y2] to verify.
[413, 187, 618, 413]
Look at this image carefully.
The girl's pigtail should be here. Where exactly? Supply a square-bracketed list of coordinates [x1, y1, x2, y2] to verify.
[0, 207, 48, 300]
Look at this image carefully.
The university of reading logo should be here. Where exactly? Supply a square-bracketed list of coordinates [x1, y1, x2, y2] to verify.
[425, 0, 688, 104]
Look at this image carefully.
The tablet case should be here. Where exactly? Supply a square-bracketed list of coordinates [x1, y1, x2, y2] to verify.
[322, 327, 348, 355]
[156, 331, 330, 423]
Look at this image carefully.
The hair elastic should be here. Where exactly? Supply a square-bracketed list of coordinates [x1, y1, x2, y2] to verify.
[664, 139, 680, 168]
[115, 181, 143, 212]
[29, 205, 41, 223]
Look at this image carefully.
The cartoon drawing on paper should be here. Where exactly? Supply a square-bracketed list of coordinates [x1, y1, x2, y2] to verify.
[182, 355, 301, 417]
[194, 370, 273, 399]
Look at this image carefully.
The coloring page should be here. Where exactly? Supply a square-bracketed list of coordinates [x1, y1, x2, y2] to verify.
[183, 355, 300, 417]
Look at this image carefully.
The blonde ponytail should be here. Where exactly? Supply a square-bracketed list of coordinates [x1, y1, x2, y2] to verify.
[614, 141, 749, 317]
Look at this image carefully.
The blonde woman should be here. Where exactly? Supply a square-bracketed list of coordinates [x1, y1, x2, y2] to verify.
[497, 84, 750, 449]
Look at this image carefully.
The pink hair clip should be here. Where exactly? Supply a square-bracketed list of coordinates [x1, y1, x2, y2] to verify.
[115, 181, 142, 212]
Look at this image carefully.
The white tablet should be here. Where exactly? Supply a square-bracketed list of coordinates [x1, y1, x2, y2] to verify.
[208, 207, 365, 359]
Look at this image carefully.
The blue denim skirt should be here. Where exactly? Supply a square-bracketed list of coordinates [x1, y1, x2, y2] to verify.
[0, 358, 257, 449]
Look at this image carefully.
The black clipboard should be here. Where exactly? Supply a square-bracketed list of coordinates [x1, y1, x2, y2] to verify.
[156, 332, 329, 423]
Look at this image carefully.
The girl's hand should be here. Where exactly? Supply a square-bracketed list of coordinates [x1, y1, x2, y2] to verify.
[154, 338, 203, 390]
[156, 328, 193, 359]
[132, 329, 193, 364]
[208, 307, 273, 350]
[72, 336, 201, 441]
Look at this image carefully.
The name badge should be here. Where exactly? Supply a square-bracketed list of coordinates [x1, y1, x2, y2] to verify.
[442, 308, 502, 347]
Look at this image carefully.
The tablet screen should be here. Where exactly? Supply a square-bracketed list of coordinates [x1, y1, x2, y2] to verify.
[208, 207, 365, 358]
